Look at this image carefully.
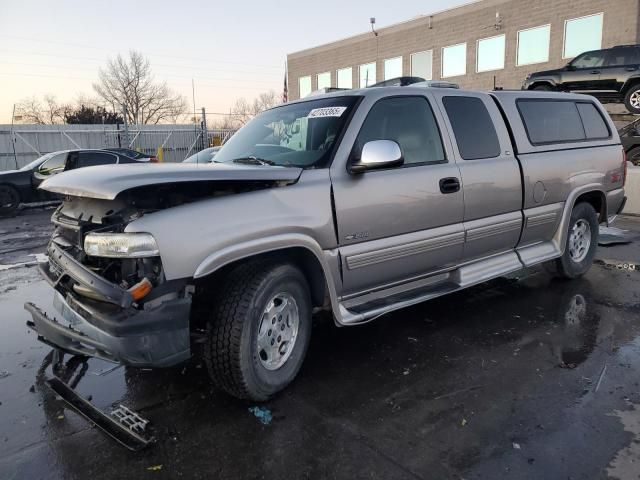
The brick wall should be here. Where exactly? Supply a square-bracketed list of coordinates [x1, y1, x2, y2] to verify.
[287, 0, 640, 99]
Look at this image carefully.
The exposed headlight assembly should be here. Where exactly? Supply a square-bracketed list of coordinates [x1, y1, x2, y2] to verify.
[84, 232, 160, 258]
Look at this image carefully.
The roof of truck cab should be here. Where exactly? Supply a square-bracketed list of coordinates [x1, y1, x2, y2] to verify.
[284, 85, 490, 104]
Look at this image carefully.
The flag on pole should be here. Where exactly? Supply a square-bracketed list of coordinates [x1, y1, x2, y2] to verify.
[283, 62, 288, 103]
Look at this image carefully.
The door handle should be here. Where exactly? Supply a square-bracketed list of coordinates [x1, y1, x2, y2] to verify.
[590, 70, 600, 74]
[626, 67, 638, 71]
[439, 177, 460, 194]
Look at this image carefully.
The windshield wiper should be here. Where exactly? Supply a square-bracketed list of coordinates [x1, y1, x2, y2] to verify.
[231, 156, 276, 166]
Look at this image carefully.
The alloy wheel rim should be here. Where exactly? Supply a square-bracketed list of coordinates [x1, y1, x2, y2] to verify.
[630, 91, 640, 109]
[256, 292, 299, 371]
[568, 219, 591, 263]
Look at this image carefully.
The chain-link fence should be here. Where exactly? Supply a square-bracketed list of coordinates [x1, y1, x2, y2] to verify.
[0, 124, 237, 171]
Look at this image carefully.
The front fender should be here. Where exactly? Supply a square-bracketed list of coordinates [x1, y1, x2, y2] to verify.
[193, 233, 342, 318]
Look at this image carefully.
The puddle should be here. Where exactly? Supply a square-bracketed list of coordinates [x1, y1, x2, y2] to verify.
[607, 403, 640, 480]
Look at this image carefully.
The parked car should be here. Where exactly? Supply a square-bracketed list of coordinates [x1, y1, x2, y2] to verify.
[27, 86, 626, 405]
[522, 44, 640, 114]
[105, 148, 158, 162]
[182, 146, 221, 164]
[0, 149, 154, 216]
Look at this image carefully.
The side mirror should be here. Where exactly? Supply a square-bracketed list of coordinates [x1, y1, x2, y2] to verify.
[566, 63, 575, 71]
[350, 140, 403, 174]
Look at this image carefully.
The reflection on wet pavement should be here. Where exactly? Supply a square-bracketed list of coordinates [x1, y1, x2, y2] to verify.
[0, 211, 639, 479]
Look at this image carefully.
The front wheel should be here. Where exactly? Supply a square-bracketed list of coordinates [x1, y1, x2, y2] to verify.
[552, 202, 599, 279]
[532, 84, 552, 91]
[0, 184, 20, 216]
[203, 261, 312, 401]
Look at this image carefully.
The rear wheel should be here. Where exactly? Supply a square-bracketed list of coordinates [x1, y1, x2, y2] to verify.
[0, 184, 20, 216]
[552, 202, 599, 279]
[532, 84, 552, 91]
[624, 84, 640, 114]
[203, 261, 312, 401]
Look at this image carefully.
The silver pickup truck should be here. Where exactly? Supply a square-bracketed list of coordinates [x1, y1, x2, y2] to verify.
[26, 86, 627, 401]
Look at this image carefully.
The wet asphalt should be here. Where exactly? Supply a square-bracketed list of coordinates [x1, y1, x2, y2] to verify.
[0, 208, 639, 480]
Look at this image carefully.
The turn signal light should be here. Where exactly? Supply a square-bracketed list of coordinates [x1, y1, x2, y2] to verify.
[128, 278, 153, 302]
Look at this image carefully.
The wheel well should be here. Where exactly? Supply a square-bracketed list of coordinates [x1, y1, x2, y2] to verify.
[574, 191, 606, 223]
[622, 78, 640, 94]
[193, 247, 328, 310]
[529, 81, 554, 90]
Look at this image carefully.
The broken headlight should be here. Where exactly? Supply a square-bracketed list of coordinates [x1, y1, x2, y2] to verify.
[84, 232, 160, 258]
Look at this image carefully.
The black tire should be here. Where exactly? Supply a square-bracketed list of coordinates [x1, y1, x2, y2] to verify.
[624, 84, 640, 114]
[627, 146, 640, 166]
[552, 202, 599, 279]
[203, 261, 312, 401]
[532, 84, 552, 91]
[0, 184, 20, 217]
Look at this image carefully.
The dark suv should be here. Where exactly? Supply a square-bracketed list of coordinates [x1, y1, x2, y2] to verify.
[522, 45, 640, 114]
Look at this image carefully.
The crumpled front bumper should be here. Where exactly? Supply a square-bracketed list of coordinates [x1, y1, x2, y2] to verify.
[25, 243, 192, 368]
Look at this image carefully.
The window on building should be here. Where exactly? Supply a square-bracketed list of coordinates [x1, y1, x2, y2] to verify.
[337, 67, 353, 89]
[359, 62, 376, 87]
[355, 97, 445, 166]
[517, 100, 585, 144]
[443, 96, 501, 160]
[477, 34, 506, 73]
[317, 72, 331, 90]
[384, 56, 403, 80]
[299, 76, 312, 98]
[576, 103, 610, 139]
[563, 13, 603, 59]
[442, 43, 467, 78]
[411, 51, 433, 80]
[516, 25, 551, 66]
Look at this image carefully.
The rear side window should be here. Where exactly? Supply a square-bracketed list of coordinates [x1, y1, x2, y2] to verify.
[443, 96, 501, 160]
[78, 152, 117, 167]
[517, 100, 585, 144]
[517, 100, 610, 145]
[355, 96, 446, 165]
[576, 103, 609, 139]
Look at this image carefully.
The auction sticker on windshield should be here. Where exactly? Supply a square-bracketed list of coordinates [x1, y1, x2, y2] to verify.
[307, 107, 347, 118]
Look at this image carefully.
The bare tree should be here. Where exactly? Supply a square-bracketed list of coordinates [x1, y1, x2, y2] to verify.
[14, 95, 71, 124]
[93, 50, 188, 125]
[229, 90, 281, 127]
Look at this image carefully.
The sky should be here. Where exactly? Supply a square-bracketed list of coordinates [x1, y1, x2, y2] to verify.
[0, 0, 471, 124]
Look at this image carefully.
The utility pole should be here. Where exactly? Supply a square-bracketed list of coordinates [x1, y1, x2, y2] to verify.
[201, 107, 207, 149]
[10, 104, 18, 169]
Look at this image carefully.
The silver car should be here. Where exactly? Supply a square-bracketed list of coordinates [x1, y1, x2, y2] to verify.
[27, 85, 627, 401]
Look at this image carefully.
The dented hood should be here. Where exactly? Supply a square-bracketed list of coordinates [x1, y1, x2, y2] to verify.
[39, 162, 303, 200]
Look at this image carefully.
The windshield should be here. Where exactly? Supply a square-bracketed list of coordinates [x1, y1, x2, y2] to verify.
[19, 153, 55, 172]
[214, 96, 359, 169]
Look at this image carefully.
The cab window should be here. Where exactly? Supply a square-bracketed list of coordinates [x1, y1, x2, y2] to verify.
[38, 152, 67, 175]
[571, 51, 605, 69]
[354, 96, 445, 166]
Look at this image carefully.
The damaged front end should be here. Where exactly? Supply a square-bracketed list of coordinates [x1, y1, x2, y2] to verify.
[26, 195, 193, 368]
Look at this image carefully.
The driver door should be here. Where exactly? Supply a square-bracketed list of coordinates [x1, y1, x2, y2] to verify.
[331, 94, 464, 296]
[562, 50, 606, 91]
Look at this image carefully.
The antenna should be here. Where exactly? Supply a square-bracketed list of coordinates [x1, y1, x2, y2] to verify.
[370, 17, 378, 36]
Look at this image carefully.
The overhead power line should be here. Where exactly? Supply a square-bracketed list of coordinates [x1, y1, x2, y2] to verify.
[0, 34, 283, 70]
